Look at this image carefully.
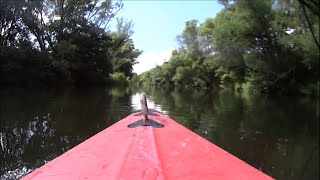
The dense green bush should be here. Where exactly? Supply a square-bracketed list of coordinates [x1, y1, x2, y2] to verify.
[136, 0, 319, 96]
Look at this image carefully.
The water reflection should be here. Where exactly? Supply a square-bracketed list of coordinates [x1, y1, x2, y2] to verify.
[138, 86, 319, 180]
[0, 87, 133, 179]
[0, 86, 319, 180]
[131, 92, 166, 114]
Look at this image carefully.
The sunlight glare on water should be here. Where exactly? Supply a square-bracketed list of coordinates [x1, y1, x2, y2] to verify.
[0, 166, 32, 180]
[130, 93, 168, 115]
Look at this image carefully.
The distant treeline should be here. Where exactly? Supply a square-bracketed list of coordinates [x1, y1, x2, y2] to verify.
[0, 0, 141, 86]
[135, 0, 319, 96]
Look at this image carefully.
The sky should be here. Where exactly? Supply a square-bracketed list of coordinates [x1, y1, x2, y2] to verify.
[112, 1, 223, 74]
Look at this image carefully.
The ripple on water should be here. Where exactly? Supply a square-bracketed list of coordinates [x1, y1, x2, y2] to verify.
[0, 166, 32, 180]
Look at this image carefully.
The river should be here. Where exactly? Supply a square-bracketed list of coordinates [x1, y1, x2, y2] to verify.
[0, 86, 319, 180]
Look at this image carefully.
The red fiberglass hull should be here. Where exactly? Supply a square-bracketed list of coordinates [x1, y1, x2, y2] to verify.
[22, 111, 273, 180]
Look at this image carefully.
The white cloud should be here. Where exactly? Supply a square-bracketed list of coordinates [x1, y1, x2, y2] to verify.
[133, 49, 173, 75]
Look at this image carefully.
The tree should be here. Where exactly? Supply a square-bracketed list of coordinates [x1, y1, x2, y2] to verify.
[139, 0, 319, 96]
[109, 18, 142, 77]
[0, 0, 143, 85]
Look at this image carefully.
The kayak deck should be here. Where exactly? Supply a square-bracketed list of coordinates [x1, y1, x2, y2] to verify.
[22, 111, 273, 180]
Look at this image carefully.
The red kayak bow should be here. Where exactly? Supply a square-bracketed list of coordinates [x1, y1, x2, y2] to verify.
[22, 94, 273, 180]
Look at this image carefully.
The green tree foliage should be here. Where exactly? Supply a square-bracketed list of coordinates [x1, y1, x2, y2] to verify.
[0, 0, 141, 85]
[138, 20, 221, 89]
[137, 0, 319, 96]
